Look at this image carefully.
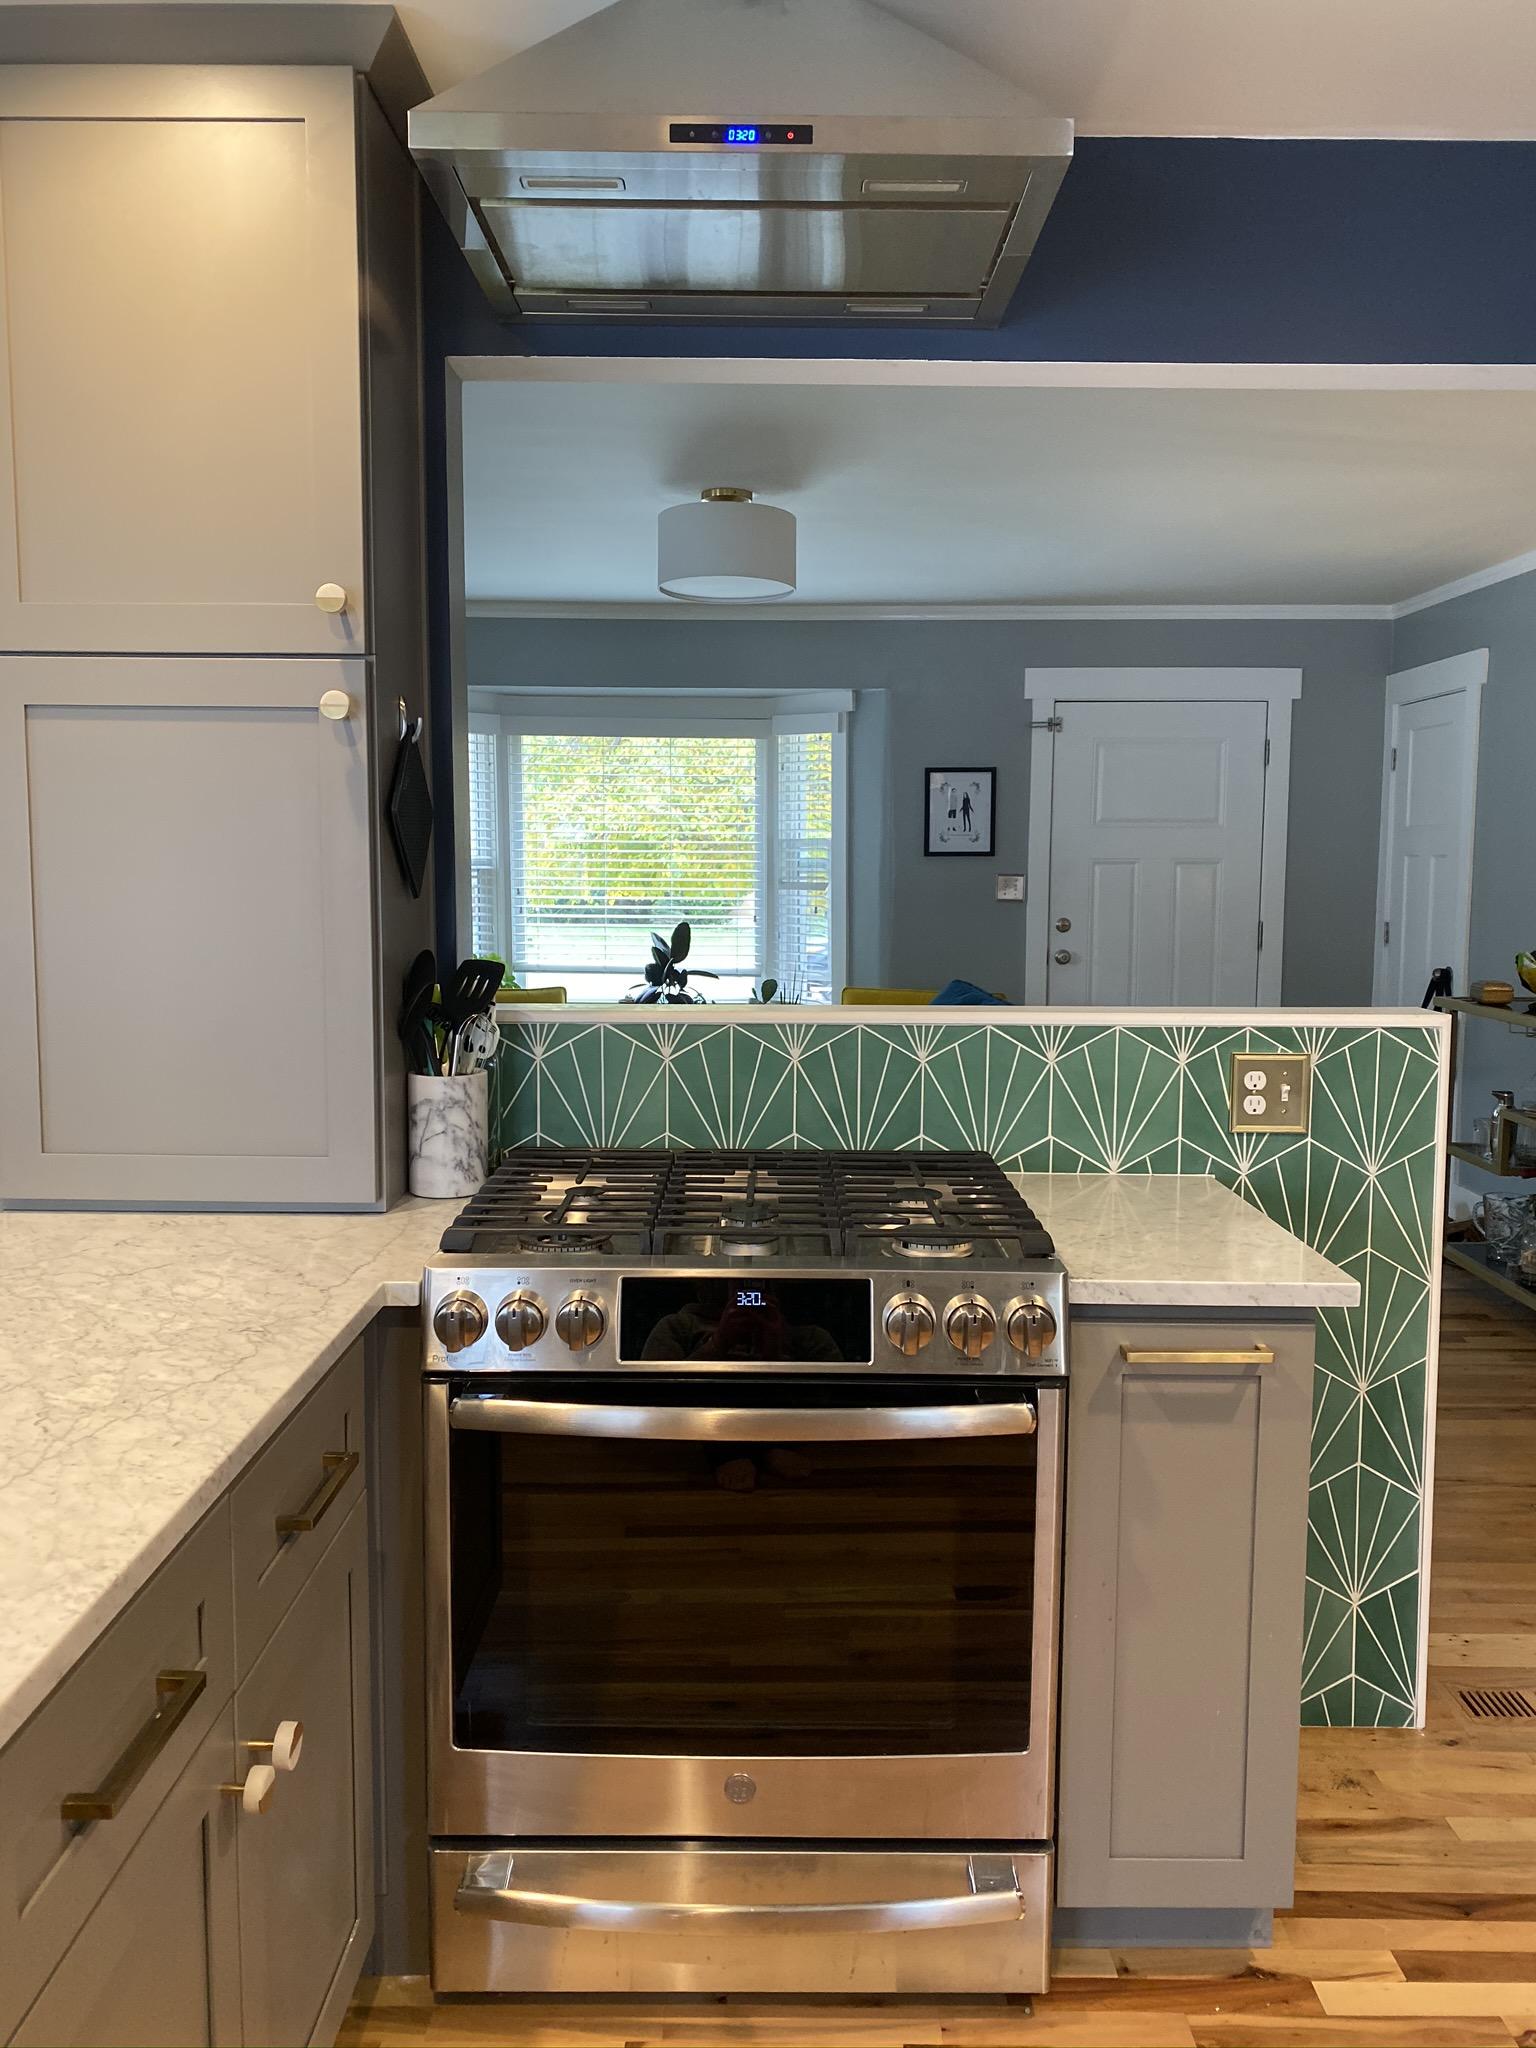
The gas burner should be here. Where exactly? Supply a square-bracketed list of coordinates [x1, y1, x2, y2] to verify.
[719, 1234, 778, 1258]
[509, 1232, 614, 1254]
[892, 1237, 974, 1260]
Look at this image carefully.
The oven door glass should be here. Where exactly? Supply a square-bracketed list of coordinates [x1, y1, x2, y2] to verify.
[444, 1376, 1039, 1758]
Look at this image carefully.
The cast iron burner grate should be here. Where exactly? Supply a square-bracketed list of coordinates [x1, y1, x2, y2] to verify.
[440, 1146, 1053, 1261]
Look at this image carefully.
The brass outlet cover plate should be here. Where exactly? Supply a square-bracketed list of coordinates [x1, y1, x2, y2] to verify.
[1229, 1051, 1312, 1134]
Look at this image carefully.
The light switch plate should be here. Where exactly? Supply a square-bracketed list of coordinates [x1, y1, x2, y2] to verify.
[1229, 1051, 1311, 1134]
[995, 873, 1026, 902]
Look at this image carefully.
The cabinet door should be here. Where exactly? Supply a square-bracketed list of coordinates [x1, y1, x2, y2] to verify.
[1056, 1318, 1314, 1911]
[0, 655, 378, 1204]
[9, 1709, 240, 2048]
[233, 1499, 373, 2048]
[0, 67, 366, 656]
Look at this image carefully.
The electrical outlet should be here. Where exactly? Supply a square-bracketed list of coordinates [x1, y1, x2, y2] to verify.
[1229, 1052, 1311, 1134]
[995, 874, 1026, 902]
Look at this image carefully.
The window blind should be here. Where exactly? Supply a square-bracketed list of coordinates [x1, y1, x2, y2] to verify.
[774, 728, 834, 1002]
[467, 725, 501, 959]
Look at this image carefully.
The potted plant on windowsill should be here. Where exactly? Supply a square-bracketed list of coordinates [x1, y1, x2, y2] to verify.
[626, 922, 716, 1004]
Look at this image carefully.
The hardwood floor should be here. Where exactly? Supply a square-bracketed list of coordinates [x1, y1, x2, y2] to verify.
[341, 1270, 1536, 2048]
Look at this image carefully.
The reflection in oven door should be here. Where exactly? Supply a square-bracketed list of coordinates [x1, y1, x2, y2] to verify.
[425, 1377, 1062, 1843]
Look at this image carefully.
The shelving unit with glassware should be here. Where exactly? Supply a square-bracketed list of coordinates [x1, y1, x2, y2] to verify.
[1433, 995, 1536, 1308]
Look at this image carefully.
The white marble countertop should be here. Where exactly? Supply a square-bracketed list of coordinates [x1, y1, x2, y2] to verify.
[1016, 1173, 1360, 1309]
[0, 1172, 1355, 1753]
[0, 1200, 452, 1750]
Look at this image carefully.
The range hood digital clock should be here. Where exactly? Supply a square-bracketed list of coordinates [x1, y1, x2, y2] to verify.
[408, 0, 1073, 328]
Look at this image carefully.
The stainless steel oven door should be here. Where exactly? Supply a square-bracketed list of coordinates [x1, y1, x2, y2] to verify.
[425, 1376, 1063, 1842]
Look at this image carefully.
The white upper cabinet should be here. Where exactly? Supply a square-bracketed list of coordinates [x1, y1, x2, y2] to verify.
[0, 67, 367, 656]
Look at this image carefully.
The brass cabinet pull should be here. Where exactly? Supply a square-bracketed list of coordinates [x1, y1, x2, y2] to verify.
[60, 1668, 207, 1822]
[275, 1449, 359, 1535]
[1119, 1344, 1276, 1368]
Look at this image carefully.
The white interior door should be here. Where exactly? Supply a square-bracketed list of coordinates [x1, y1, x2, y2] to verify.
[1373, 652, 1485, 1006]
[1045, 699, 1269, 1004]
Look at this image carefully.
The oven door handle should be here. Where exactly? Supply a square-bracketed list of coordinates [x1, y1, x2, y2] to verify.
[446, 1395, 1037, 1442]
[454, 1851, 1026, 1932]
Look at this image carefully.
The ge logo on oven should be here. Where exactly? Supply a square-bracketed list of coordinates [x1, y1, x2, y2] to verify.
[723, 1773, 758, 1805]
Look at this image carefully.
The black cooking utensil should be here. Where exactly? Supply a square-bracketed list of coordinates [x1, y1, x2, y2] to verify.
[439, 958, 505, 1071]
[399, 949, 439, 1076]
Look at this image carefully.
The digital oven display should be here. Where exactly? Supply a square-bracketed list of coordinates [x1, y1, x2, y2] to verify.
[619, 1277, 871, 1364]
[669, 123, 813, 146]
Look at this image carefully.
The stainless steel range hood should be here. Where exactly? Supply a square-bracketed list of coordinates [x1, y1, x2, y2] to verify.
[409, 0, 1073, 327]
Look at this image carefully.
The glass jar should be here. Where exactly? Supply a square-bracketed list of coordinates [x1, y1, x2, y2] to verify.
[1518, 1223, 1536, 1291]
[1475, 1192, 1535, 1267]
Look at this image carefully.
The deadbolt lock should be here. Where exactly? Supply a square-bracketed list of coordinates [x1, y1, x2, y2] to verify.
[1055, 918, 1072, 933]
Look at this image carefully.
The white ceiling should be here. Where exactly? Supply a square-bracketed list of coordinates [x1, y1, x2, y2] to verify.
[460, 377, 1536, 612]
[29, 0, 1536, 136]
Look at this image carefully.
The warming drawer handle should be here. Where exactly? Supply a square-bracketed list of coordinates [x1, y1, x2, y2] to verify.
[275, 1449, 359, 1535]
[454, 1852, 1025, 1933]
[446, 1397, 1036, 1443]
[1119, 1344, 1276, 1368]
[60, 1669, 207, 1823]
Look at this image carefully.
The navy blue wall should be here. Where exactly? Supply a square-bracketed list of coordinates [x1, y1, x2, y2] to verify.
[426, 138, 1536, 949]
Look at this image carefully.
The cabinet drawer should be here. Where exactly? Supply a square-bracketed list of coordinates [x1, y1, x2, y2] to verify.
[8, 1707, 240, 2048]
[0, 1503, 233, 2039]
[231, 1340, 366, 1674]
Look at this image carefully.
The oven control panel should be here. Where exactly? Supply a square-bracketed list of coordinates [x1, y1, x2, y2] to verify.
[426, 1267, 1066, 1376]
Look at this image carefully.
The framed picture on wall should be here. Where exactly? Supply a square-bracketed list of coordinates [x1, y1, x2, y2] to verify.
[924, 767, 996, 856]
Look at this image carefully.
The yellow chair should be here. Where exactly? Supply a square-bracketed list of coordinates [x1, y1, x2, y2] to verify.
[841, 986, 940, 1005]
[495, 986, 567, 1004]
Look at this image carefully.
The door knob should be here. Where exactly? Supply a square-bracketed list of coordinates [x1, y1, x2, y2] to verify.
[1055, 918, 1072, 933]
[224, 1762, 277, 1815]
[1054, 949, 1072, 965]
[314, 582, 348, 614]
[318, 690, 352, 721]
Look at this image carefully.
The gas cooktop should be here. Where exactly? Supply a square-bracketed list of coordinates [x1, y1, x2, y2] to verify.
[438, 1146, 1055, 1266]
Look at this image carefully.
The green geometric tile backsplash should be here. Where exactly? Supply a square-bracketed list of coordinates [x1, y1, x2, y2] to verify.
[492, 1016, 1445, 1729]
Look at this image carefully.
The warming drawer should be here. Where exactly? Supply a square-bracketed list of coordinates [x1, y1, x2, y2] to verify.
[432, 1845, 1052, 1993]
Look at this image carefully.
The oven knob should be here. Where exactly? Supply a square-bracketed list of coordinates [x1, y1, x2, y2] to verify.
[433, 1290, 488, 1355]
[883, 1293, 936, 1356]
[495, 1291, 547, 1351]
[943, 1294, 997, 1359]
[555, 1292, 606, 1352]
[1005, 1297, 1058, 1361]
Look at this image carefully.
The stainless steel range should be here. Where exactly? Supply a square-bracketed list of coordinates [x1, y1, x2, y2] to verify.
[422, 1148, 1066, 1994]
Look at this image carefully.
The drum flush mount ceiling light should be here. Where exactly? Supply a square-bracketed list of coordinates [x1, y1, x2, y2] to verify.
[657, 486, 796, 602]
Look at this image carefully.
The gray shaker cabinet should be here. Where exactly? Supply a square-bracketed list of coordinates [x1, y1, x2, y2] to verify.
[1056, 1316, 1314, 1912]
[9, 1711, 242, 2048]
[234, 1500, 374, 2048]
[0, 655, 380, 1205]
[0, 67, 367, 658]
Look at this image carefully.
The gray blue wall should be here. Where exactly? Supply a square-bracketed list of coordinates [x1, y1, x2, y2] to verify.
[1391, 565, 1536, 1144]
[467, 615, 1391, 1004]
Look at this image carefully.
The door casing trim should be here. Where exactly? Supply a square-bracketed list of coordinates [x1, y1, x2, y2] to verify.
[1021, 667, 1300, 1006]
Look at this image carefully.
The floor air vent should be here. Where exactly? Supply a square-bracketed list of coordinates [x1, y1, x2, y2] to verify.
[1458, 1686, 1536, 1720]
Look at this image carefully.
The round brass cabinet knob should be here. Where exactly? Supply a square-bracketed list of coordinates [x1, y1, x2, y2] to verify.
[943, 1294, 997, 1359]
[247, 1719, 304, 1773]
[433, 1290, 488, 1355]
[555, 1292, 606, 1351]
[314, 582, 348, 614]
[495, 1291, 548, 1351]
[1005, 1298, 1058, 1361]
[883, 1293, 936, 1357]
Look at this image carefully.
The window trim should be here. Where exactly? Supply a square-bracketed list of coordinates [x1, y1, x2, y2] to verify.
[468, 697, 848, 1002]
